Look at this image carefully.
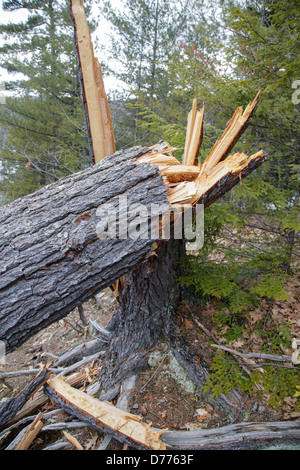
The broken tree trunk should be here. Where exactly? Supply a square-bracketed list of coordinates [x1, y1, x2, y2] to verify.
[0, 146, 167, 352]
[67, 0, 268, 397]
[1, 2, 267, 399]
[70, 0, 115, 163]
[99, 237, 186, 392]
[44, 376, 167, 450]
[0, 143, 267, 354]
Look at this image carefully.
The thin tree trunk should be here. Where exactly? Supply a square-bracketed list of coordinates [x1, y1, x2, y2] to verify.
[150, 0, 159, 97]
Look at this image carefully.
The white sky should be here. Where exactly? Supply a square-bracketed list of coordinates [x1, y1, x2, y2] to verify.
[0, 0, 28, 82]
[0, 0, 124, 96]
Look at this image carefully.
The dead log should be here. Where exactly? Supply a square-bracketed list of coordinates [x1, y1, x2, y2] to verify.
[162, 421, 300, 450]
[0, 368, 51, 432]
[0, 143, 266, 355]
[0, 146, 168, 353]
[44, 376, 167, 450]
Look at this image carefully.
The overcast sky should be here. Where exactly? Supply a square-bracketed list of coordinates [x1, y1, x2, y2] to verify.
[0, 0, 123, 94]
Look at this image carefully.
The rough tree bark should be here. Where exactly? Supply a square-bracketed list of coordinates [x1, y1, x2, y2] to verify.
[0, 141, 267, 364]
[0, 146, 169, 353]
[99, 238, 186, 393]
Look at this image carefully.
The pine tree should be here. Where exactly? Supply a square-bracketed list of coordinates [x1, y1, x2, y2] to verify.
[219, 0, 300, 271]
[0, 0, 93, 201]
[99, 0, 195, 147]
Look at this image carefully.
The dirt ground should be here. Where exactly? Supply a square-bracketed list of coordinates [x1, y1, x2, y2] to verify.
[0, 266, 299, 451]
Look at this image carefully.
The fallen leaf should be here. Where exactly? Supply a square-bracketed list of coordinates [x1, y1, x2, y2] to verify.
[196, 408, 211, 422]
[139, 404, 147, 415]
[184, 319, 193, 330]
[248, 310, 262, 325]
[229, 338, 245, 349]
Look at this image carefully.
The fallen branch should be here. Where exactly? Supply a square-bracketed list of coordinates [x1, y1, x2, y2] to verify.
[211, 344, 294, 365]
[88, 320, 110, 342]
[14, 412, 44, 451]
[42, 441, 71, 450]
[56, 352, 104, 377]
[162, 420, 300, 449]
[1, 371, 86, 431]
[53, 338, 105, 367]
[0, 410, 58, 441]
[44, 376, 167, 450]
[0, 352, 103, 380]
[0, 369, 51, 380]
[42, 421, 87, 433]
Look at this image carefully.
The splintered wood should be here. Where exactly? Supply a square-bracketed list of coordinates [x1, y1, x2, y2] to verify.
[45, 377, 167, 450]
[14, 413, 44, 451]
[137, 92, 266, 207]
[71, 0, 265, 207]
[182, 99, 204, 166]
[198, 91, 261, 177]
[94, 58, 116, 157]
[70, 0, 115, 163]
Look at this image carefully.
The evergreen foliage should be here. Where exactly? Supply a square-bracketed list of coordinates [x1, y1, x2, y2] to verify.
[0, 0, 93, 201]
[99, 0, 196, 147]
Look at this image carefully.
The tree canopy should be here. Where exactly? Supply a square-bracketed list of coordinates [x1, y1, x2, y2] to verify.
[0, 0, 93, 200]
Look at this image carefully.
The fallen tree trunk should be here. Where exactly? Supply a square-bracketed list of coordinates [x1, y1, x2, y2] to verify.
[0, 146, 167, 352]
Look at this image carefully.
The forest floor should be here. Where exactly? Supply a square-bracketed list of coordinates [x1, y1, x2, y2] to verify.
[0, 266, 299, 450]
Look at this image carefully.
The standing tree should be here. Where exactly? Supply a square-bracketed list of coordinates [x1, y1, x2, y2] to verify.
[99, 0, 195, 147]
